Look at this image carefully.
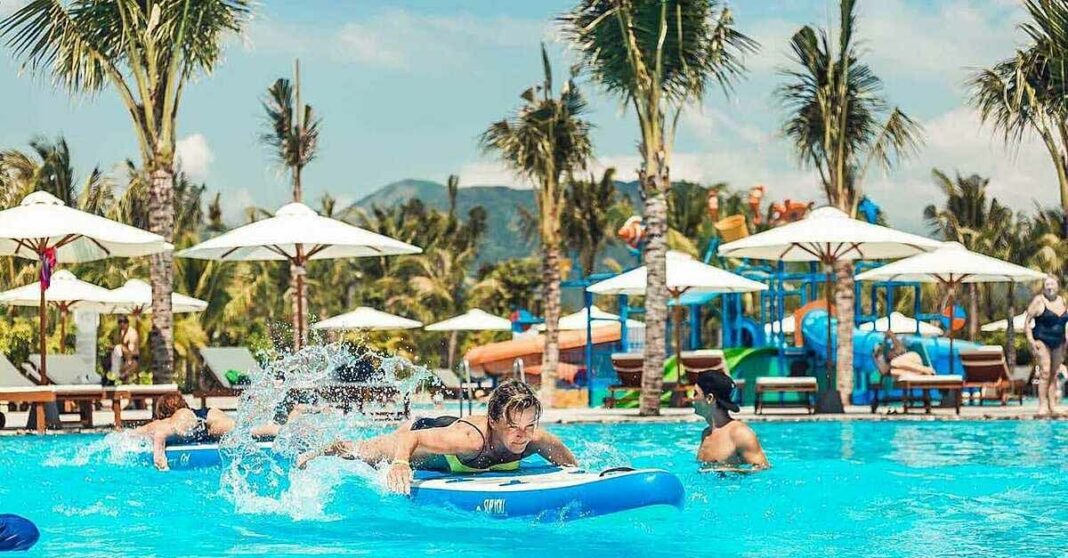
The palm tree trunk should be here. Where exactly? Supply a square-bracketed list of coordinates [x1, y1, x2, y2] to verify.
[148, 165, 175, 383]
[833, 259, 854, 404]
[541, 244, 561, 406]
[640, 168, 669, 417]
[447, 331, 458, 370]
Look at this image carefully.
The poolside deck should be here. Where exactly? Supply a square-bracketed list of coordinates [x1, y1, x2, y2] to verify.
[1, 395, 1063, 435]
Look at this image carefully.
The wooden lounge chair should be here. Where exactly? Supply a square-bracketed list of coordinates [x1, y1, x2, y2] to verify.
[894, 373, 964, 415]
[960, 346, 1025, 405]
[755, 376, 818, 414]
[195, 347, 262, 408]
[0, 354, 54, 432]
[678, 350, 746, 407]
[22, 354, 106, 429]
[604, 353, 645, 409]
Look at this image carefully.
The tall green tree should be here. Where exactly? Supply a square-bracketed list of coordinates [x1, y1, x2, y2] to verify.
[776, 0, 921, 403]
[1, 0, 252, 381]
[260, 64, 322, 348]
[970, 0, 1068, 240]
[923, 170, 1012, 340]
[562, 0, 755, 415]
[562, 168, 631, 276]
[480, 44, 593, 404]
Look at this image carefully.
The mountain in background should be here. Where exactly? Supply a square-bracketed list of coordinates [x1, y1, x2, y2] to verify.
[355, 178, 642, 266]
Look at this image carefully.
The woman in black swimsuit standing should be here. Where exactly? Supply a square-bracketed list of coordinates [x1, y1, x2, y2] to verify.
[1025, 275, 1068, 418]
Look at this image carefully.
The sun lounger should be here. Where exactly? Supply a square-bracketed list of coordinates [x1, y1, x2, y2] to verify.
[676, 350, 746, 407]
[680, 350, 727, 383]
[960, 346, 1025, 405]
[23, 354, 101, 385]
[195, 347, 262, 408]
[0, 355, 53, 431]
[894, 374, 963, 414]
[755, 376, 818, 414]
[604, 353, 646, 408]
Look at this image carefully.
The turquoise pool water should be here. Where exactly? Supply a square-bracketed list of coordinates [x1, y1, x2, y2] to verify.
[2, 420, 1066, 557]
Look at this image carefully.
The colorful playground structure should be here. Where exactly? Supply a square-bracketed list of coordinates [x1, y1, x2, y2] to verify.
[463, 189, 989, 409]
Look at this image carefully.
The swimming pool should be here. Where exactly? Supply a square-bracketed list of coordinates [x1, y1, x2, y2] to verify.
[2, 420, 1066, 557]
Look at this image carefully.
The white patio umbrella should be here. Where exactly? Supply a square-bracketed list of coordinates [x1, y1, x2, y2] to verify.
[858, 312, 943, 336]
[106, 278, 208, 315]
[424, 309, 513, 332]
[588, 251, 766, 381]
[719, 206, 942, 412]
[981, 312, 1031, 332]
[312, 306, 422, 331]
[0, 192, 170, 383]
[0, 269, 123, 342]
[535, 305, 644, 331]
[177, 201, 421, 349]
[764, 315, 796, 336]
[856, 242, 1045, 371]
[425, 309, 513, 415]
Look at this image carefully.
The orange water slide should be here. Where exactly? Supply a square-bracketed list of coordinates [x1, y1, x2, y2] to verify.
[464, 323, 622, 383]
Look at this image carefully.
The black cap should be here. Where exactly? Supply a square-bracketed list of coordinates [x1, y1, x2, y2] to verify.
[695, 371, 740, 412]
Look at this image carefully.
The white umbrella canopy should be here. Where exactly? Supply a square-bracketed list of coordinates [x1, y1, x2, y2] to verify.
[981, 313, 1032, 332]
[764, 315, 796, 336]
[587, 251, 768, 296]
[312, 306, 422, 331]
[106, 279, 208, 315]
[176, 202, 421, 261]
[0, 191, 172, 262]
[424, 309, 513, 332]
[535, 305, 644, 331]
[0, 269, 120, 310]
[177, 201, 422, 349]
[0, 192, 171, 384]
[718, 206, 943, 262]
[859, 312, 943, 336]
[854, 242, 1046, 284]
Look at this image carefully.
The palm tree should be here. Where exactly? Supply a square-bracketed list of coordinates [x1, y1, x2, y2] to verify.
[562, 168, 631, 276]
[922, 170, 1012, 340]
[480, 44, 593, 404]
[261, 64, 322, 349]
[776, 0, 921, 403]
[0, 137, 113, 213]
[1, 0, 252, 382]
[969, 0, 1068, 240]
[561, 0, 755, 415]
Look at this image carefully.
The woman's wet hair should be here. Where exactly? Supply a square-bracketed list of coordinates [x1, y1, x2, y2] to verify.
[487, 380, 542, 424]
[153, 393, 190, 420]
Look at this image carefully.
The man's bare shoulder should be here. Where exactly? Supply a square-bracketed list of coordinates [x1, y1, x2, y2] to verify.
[727, 421, 760, 445]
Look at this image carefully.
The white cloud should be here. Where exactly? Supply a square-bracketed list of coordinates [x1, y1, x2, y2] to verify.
[176, 134, 214, 182]
[458, 160, 532, 188]
[250, 9, 550, 73]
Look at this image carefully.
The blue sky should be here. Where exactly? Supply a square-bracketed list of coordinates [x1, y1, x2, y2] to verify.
[0, 0, 1052, 232]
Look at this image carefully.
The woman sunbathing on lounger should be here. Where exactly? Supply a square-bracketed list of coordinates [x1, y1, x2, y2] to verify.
[873, 331, 935, 378]
[295, 380, 577, 495]
[135, 393, 290, 471]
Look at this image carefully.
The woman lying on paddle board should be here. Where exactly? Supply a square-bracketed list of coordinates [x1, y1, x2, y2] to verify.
[297, 380, 578, 494]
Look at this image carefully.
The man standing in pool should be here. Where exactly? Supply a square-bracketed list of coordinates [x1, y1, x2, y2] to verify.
[694, 371, 769, 471]
[297, 380, 578, 494]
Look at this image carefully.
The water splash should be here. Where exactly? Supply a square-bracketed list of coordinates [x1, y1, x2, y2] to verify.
[44, 431, 149, 468]
[218, 340, 436, 519]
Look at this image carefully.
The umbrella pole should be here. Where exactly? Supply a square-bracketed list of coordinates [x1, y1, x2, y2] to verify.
[817, 266, 844, 414]
[947, 287, 955, 375]
[293, 248, 306, 351]
[38, 266, 48, 384]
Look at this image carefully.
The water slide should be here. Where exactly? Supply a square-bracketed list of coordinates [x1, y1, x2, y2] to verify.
[799, 309, 981, 402]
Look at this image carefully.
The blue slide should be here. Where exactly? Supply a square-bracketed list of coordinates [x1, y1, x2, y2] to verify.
[799, 310, 981, 402]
